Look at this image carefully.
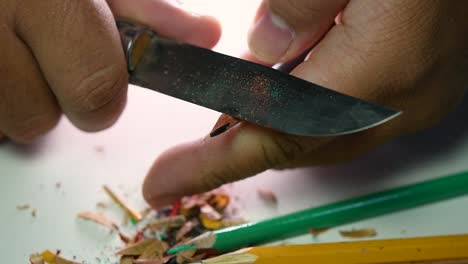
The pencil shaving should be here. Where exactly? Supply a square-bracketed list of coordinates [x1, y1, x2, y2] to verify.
[203, 253, 258, 264]
[138, 240, 167, 259]
[176, 221, 196, 242]
[35, 250, 80, 264]
[103, 185, 142, 221]
[117, 239, 160, 256]
[256, 187, 277, 205]
[17, 204, 30, 210]
[187, 232, 217, 249]
[148, 215, 187, 229]
[29, 253, 44, 264]
[339, 228, 377, 238]
[77, 211, 118, 230]
[119, 256, 134, 264]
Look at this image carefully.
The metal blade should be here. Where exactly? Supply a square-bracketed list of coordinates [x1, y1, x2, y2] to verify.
[127, 32, 400, 136]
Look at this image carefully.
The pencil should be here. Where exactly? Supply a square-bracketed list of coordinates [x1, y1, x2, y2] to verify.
[167, 170, 468, 254]
[193, 233, 468, 264]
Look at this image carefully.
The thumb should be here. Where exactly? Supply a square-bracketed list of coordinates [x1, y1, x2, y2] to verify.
[248, 0, 348, 63]
[143, 124, 331, 208]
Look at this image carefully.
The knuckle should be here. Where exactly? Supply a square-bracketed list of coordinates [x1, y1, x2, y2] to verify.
[202, 168, 237, 191]
[259, 134, 307, 169]
[70, 64, 127, 114]
[9, 111, 60, 143]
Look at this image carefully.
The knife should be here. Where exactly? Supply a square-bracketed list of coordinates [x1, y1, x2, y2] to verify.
[117, 20, 400, 137]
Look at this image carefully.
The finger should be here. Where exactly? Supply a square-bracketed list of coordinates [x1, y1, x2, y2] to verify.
[143, 123, 331, 208]
[0, 132, 5, 142]
[240, 50, 274, 66]
[107, 0, 221, 49]
[0, 28, 60, 143]
[276, 120, 400, 169]
[14, 0, 128, 131]
[248, 0, 349, 63]
[274, 0, 450, 167]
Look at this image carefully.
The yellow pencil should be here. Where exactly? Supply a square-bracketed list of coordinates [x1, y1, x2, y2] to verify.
[194, 234, 468, 264]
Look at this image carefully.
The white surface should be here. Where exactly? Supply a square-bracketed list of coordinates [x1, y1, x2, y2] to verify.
[2, 1, 468, 263]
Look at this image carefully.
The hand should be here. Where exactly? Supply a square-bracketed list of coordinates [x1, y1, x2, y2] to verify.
[143, 0, 468, 208]
[0, 0, 220, 143]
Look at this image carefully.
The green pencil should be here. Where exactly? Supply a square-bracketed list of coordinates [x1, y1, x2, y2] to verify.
[167, 170, 468, 254]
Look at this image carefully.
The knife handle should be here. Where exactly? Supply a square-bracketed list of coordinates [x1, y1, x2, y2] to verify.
[116, 20, 156, 72]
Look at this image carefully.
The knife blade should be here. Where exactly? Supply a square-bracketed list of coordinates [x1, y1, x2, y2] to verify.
[117, 20, 400, 136]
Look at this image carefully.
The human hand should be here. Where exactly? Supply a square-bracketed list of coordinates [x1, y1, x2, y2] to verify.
[0, 0, 220, 143]
[143, 0, 468, 208]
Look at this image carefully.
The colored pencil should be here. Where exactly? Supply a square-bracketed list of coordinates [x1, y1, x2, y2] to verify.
[192, 233, 468, 264]
[167, 170, 468, 254]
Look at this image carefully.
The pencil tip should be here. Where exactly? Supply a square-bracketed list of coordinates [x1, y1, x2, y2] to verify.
[209, 115, 240, 137]
[210, 123, 230, 137]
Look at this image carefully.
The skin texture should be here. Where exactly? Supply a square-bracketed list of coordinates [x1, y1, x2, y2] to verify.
[143, 0, 468, 208]
[0, 0, 221, 143]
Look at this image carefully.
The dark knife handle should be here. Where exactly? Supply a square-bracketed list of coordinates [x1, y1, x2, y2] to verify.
[116, 20, 156, 72]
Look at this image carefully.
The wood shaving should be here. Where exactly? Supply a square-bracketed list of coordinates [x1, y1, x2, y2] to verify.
[220, 218, 247, 228]
[29, 253, 44, 264]
[138, 240, 167, 259]
[17, 204, 31, 211]
[32, 250, 80, 264]
[117, 239, 159, 256]
[77, 211, 118, 230]
[133, 259, 165, 264]
[140, 207, 153, 219]
[103, 185, 142, 221]
[200, 205, 222, 221]
[31, 189, 237, 264]
[119, 256, 134, 264]
[176, 249, 197, 264]
[148, 215, 186, 229]
[309, 227, 329, 237]
[176, 221, 195, 242]
[256, 187, 278, 205]
[339, 228, 377, 238]
[207, 193, 230, 211]
[96, 202, 108, 209]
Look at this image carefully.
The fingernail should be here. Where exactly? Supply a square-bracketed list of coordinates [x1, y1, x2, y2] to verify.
[249, 10, 294, 61]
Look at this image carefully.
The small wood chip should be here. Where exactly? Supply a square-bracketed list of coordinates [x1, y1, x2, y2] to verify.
[103, 185, 142, 221]
[77, 211, 118, 230]
[256, 187, 277, 205]
[29, 253, 44, 264]
[207, 193, 230, 211]
[120, 256, 134, 264]
[175, 249, 197, 264]
[148, 215, 186, 229]
[138, 240, 166, 259]
[96, 202, 108, 209]
[200, 205, 222, 221]
[17, 204, 31, 211]
[309, 227, 329, 237]
[220, 218, 247, 228]
[117, 239, 159, 256]
[175, 221, 195, 242]
[140, 207, 153, 219]
[339, 228, 377, 238]
[133, 259, 164, 264]
[39, 250, 80, 264]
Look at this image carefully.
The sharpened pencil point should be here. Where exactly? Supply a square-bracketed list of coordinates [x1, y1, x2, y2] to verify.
[209, 115, 240, 137]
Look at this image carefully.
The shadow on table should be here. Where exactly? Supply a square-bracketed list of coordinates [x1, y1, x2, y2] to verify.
[302, 95, 468, 191]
